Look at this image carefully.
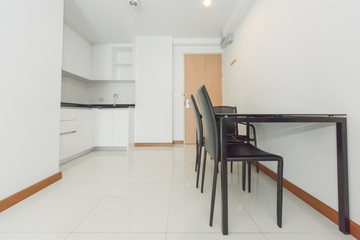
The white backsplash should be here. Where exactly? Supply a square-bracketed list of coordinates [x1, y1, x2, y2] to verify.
[61, 76, 135, 104]
[61, 76, 88, 104]
[87, 82, 135, 104]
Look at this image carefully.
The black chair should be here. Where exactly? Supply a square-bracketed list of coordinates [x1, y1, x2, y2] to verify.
[190, 95, 244, 192]
[213, 106, 259, 192]
[190, 95, 204, 189]
[213, 106, 257, 147]
[196, 85, 284, 229]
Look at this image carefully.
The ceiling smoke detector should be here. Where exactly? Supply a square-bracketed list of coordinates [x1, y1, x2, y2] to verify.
[129, 0, 138, 7]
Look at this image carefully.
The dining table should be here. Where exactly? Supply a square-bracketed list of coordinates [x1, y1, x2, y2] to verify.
[215, 113, 349, 235]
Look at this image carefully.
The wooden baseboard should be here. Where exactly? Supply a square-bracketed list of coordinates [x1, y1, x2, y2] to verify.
[0, 172, 62, 213]
[173, 141, 184, 144]
[255, 162, 360, 239]
[134, 143, 173, 147]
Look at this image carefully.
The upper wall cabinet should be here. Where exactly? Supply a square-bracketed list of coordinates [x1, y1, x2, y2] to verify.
[92, 44, 134, 81]
[62, 24, 92, 79]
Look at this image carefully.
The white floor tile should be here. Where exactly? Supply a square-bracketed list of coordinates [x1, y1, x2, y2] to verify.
[118, 149, 174, 184]
[167, 182, 261, 233]
[61, 151, 132, 184]
[0, 233, 69, 240]
[166, 233, 266, 240]
[0, 182, 113, 233]
[0, 145, 352, 239]
[74, 184, 172, 233]
[264, 233, 356, 240]
[241, 172, 342, 234]
[68, 233, 166, 240]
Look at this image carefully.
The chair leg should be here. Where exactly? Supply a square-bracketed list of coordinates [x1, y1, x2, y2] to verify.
[201, 149, 207, 193]
[209, 161, 218, 227]
[247, 161, 251, 193]
[253, 135, 260, 173]
[277, 159, 284, 228]
[196, 146, 202, 188]
[231, 160, 233, 173]
[195, 142, 199, 172]
[242, 162, 246, 191]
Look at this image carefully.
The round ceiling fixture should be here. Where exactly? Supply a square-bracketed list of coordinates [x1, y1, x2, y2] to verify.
[203, 0, 212, 7]
[129, 0, 138, 7]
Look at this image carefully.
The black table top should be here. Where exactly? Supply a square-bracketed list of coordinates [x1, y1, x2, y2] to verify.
[215, 113, 346, 117]
[215, 113, 347, 123]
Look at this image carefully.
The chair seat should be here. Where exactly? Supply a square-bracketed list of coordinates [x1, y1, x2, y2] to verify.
[231, 134, 251, 142]
[202, 135, 243, 145]
[227, 143, 282, 161]
[226, 135, 243, 143]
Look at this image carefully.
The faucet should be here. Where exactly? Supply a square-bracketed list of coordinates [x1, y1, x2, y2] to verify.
[113, 94, 118, 106]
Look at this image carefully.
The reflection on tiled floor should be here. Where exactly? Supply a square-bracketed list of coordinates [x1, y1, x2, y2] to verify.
[0, 145, 355, 240]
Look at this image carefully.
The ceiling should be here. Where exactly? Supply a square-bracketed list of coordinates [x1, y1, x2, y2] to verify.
[64, 0, 239, 43]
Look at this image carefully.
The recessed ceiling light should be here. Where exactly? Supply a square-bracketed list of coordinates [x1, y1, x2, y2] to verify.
[129, 0, 138, 7]
[203, 0, 212, 7]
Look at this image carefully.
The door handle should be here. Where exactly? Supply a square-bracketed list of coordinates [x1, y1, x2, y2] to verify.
[185, 98, 190, 109]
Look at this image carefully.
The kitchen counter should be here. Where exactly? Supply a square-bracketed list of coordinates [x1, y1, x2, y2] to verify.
[61, 102, 135, 108]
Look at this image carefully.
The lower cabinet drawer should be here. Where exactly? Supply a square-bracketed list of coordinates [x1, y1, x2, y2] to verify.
[60, 133, 78, 160]
[60, 120, 77, 135]
[60, 109, 77, 121]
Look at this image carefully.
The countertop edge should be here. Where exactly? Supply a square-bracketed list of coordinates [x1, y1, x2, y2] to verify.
[61, 102, 135, 109]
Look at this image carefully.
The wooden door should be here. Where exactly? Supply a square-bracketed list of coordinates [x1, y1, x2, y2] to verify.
[185, 54, 222, 144]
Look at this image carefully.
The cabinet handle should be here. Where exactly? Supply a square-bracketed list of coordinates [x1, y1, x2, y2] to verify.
[60, 130, 76, 136]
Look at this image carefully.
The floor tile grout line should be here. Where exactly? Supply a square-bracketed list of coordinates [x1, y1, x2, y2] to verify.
[61, 151, 136, 240]
[65, 232, 72, 240]
[114, 158, 137, 184]
[64, 182, 118, 240]
[240, 167, 266, 237]
[164, 148, 177, 240]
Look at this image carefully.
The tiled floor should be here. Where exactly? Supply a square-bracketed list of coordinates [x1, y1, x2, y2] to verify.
[0, 145, 355, 240]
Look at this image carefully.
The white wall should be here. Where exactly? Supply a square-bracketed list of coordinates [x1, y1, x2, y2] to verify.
[172, 38, 222, 141]
[63, 23, 92, 79]
[222, 0, 360, 224]
[135, 36, 173, 143]
[0, 0, 64, 199]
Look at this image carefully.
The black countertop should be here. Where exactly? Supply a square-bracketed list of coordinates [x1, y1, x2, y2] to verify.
[61, 102, 135, 109]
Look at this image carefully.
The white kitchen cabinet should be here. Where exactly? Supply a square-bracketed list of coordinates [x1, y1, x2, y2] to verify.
[60, 108, 77, 121]
[60, 108, 94, 163]
[60, 109, 78, 161]
[112, 46, 134, 80]
[92, 44, 134, 81]
[92, 44, 112, 80]
[59, 131, 78, 160]
[60, 107, 133, 163]
[95, 109, 113, 146]
[95, 109, 131, 148]
[113, 110, 129, 146]
[62, 24, 92, 79]
[77, 109, 95, 151]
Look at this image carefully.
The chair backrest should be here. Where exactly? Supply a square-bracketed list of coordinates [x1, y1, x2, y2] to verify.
[213, 106, 238, 135]
[190, 94, 203, 146]
[196, 85, 218, 161]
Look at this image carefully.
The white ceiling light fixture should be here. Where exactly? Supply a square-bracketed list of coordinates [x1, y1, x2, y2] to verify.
[203, 0, 212, 8]
[129, 0, 138, 7]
